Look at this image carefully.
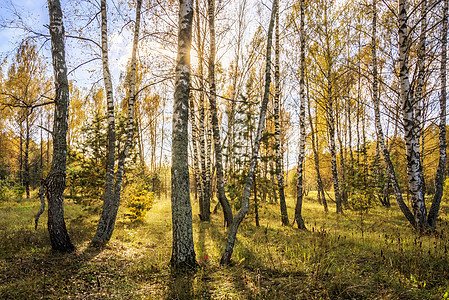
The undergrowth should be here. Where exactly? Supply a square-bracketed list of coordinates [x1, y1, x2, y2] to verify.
[0, 190, 448, 299]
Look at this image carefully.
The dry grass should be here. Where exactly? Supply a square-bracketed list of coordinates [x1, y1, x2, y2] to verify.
[1, 190, 449, 299]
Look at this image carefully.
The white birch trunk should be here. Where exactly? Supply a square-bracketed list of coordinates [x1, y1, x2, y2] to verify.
[398, 0, 427, 232]
[171, 0, 197, 269]
[274, 2, 289, 226]
[295, 0, 306, 228]
[207, 0, 233, 226]
[46, 0, 74, 251]
[428, 0, 447, 228]
[93, 0, 117, 243]
[372, 0, 415, 227]
[221, 0, 277, 265]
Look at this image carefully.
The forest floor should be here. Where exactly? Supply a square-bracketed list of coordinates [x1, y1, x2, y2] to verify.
[1, 191, 449, 299]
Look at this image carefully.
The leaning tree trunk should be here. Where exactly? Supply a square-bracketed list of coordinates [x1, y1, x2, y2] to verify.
[189, 95, 204, 205]
[220, 0, 277, 265]
[294, 0, 306, 229]
[399, 0, 427, 233]
[93, 0, 119, 244]
[307, 77, 327, 212]
[274, 4, 289, 226]
[170, 0, 197, 270]
[372, 0, 415, 226]
[110, 0, 142, 241]
[207, 0, 233, 226]
[46, 0, 74, 251]
[428, 0, 447, 229]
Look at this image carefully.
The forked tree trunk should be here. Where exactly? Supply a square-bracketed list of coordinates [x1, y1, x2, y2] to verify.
[111, 0, 142, 234]
[428, 0, 447, 228]
[46, 0, 74, 251]
[399, 0, 427, 233]
[294, 0, 306, 229]
[372, 0, 415, 227]
[93, 0, 117, 244]
[220, 0, 277, 265]
[274, 5, 288, 225]
[94, 0, 142, 243]
[208, 0, 233, 226]
[171, 0, 197, 270]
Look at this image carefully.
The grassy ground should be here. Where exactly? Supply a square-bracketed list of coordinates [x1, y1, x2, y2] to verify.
[1, 191, 449, 299]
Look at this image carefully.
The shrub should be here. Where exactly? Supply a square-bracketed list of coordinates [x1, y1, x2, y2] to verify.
[0, 179, 24, 202]
[123, 182, 154, 221]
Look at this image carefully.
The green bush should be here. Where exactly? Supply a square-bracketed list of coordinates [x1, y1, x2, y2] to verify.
[0, 180, 24, 202]
[123, 182, 154, 221]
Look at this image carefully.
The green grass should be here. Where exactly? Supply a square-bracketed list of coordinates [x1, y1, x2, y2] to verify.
[1, 190, 449, 299]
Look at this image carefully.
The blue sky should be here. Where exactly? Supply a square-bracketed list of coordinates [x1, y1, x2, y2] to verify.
[0, 0, 133, 89]
[0, 0, 49, 58]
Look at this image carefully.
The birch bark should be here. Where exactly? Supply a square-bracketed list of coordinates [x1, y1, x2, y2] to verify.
[398, 0, 427, 232]
[274, 3, 289, 226]
[220, 0, 277, 265]
[93, 0, 117, 243]
[46, 0, 74, 251]
[171, 0, 197, 269]
[428, 0, 447, 228]
[372, 0, 415, 226]
[208, 0, 233, 226]
[94, 0, 142, 243]
[294, 0, 306, 228]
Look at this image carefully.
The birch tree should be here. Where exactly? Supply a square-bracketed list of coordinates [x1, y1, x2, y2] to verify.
[274, 0, 289, 226]
[294, 0, 306, 229]
[46, 0, 74, 251]
[92, 0, 117, 244]
[93, 0, 142, 243]
[398, 0, 427, 232]
[221, 0, 277, 265]
[427, 0, 447, 229]
[171, 0, 197, 269]
[207, 0, 233, 226]
[371, 0, 415, 227]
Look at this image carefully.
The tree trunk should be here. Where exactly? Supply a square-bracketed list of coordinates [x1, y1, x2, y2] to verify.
[46, 0, 74, 252]
[220, 0, 277, 265]
[93, 0, 117, 244]
[371, 0, 415, 227]
[307, 78, 327, 212]
[207, 0, 233, 226]
[295, 0, 306, 229]
[24, 115, 30, 199]
[170, 0, 197, 270]
[195, 0, 210, 222]
[274, 5, 289, 226]
[327, 69, 342, 214]
[254, 173, 260, 227]
[415, 0, 427, 197]
[107, 0, 142, 243]
[399, 0, 427, 233]
[189, 95, 204, 206]
[19, 122, 23, 186]
[428, 0, 447, 228]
